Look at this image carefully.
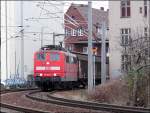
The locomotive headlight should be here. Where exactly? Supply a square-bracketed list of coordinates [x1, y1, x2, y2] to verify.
[53, 73, 57, 77]
[46, 62, 50, 65]
[39, 73, 43, 76]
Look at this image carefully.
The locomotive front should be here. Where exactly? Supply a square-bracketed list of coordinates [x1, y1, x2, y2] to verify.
[34, 50, 65, 90]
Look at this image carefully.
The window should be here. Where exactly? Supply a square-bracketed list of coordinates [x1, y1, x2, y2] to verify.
[36, 53, 45, 60]
[66, 56, 69, 63]
[120, 28, 131, 46]
[70, 57, 74, 64]
[77, 28, 84, 36]
[144, 27, 148, 37]
[66, 56, 77, 64]
[65, 29, 68, 36]
[121, 0, 131, 18]
[144, 0, 147, 17]
[71, 29, 76, 36]
[71, 16, 75, 19]
[121, 54, 131, 72]
[139, 7, 142, 14]
[83, 47, 88, 54]
[144, 48, 150, 58]
[65, 28, 71, 36]
[68, 45, 73, 51]
[73, 57, 77, 63]
[50, 53, 60, 61]
[144, 6, 147, 17]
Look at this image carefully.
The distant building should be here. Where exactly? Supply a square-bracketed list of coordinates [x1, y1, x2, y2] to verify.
[109, 0, 150, 78]
[64, 4, 109, 79]
[64, 4, 109, 56]
[1, 1, 64, 83]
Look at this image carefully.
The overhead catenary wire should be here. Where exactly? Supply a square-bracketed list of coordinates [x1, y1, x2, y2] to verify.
[26, 1, 102, 44]
[36, 2, 88, 36]
[45, 1, 102, 43]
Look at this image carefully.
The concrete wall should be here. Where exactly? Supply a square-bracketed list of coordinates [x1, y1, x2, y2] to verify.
[109, 1, 150, 78]
[1, 1, 64, 83]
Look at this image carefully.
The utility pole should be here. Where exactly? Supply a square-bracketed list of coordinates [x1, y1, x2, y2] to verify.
[20, 0, 24, 79]
[88, 1, 93, 93]
[93, 53, 95, 90]
[15, 51, 16, 76]
[148, 0, 150, 107]
[53, 32, 55, 45]
[5, 0, 8, 83]
[101, 22, 106, 84]
[41, 27, 44, 47]
[149, 1, 150, 38]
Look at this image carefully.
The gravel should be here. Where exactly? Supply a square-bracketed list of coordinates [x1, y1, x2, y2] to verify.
[1, 91, 111, 113]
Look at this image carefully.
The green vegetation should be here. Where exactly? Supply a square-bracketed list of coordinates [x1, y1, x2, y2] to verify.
[125, 68, 150, 107]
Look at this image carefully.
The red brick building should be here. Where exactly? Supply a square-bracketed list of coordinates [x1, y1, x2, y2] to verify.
[64, 4, 109, 56]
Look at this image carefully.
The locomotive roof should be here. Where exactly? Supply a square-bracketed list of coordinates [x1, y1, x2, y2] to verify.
[37, 49, 77, 57]
[35, 45, 77, 57]
[40, 45, 66, 51]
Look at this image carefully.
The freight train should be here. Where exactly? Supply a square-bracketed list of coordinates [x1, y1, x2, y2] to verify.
[34, 45, 101, 91]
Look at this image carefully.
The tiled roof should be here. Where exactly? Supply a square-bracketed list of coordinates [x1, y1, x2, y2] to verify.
[65, 4, 108, 44]
[72, 4, 108, 30]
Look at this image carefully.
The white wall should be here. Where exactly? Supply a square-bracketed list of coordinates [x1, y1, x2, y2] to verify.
[109, 1, 149, 78]
[1, 1, 16, 82]
[1, 1, 64, 83]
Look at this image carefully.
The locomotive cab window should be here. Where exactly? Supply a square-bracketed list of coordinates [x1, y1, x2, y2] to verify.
[73, 57, 77, 64]
[70, 57, 74, 64]
[50, 53, 60, 61]
[66, 56, 69, 63]
[36, 53, 46, 60]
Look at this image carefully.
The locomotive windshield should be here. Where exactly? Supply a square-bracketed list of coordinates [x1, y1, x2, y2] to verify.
[50, 53, 60, 61]
[36, 53, 46, 60]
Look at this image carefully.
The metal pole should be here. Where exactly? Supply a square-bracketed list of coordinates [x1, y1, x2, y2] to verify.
[101, 22, 106, 84]
[93, 54, 95, 90]
[53, 32, 55, 45]
[5, 0, 8, 84]
[20, 0, 24, 79]
[41, 27, 43, 47]
[148, 0, 150, 107]
[88, 1, 93, 93]
[149, 1, 150, 38]
[15, 51, 16, 75]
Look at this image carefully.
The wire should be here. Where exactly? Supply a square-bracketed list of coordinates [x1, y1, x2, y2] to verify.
[45, 1, 89, 35]
[28, 1, 103, 44]
[38, 0, 45, 18]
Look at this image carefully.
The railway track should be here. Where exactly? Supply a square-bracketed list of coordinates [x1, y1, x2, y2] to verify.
[0, 88, 37, 94]
[26, 90, 150, 113]
[0, 88, 52, 113]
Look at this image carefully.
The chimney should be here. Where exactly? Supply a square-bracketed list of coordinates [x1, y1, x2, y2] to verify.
[80, 4, 84, 7]
[100, 7, 104, 11]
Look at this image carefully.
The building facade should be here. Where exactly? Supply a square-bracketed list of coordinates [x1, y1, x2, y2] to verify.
[64, 4, 109, 80]
[109, 0, 150, 78]
[1, 1, 64, 84]
[64, 4, 109, 55]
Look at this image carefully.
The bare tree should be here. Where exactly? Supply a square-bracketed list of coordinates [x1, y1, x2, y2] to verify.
[121, 33, 150, 107]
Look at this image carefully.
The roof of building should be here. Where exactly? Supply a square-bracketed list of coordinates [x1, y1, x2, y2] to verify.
[64, 4, 109, 44]
[74, 4, 108, 26]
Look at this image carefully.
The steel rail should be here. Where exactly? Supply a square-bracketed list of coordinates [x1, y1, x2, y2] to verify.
[0, 103, 51, 113]
[0, 88, 38, 94]
[26, 90, 150, 113]
[0, 88, 52, 113]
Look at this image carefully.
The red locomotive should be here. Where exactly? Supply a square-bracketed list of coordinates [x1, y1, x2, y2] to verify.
[34, 45, 80, 91]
